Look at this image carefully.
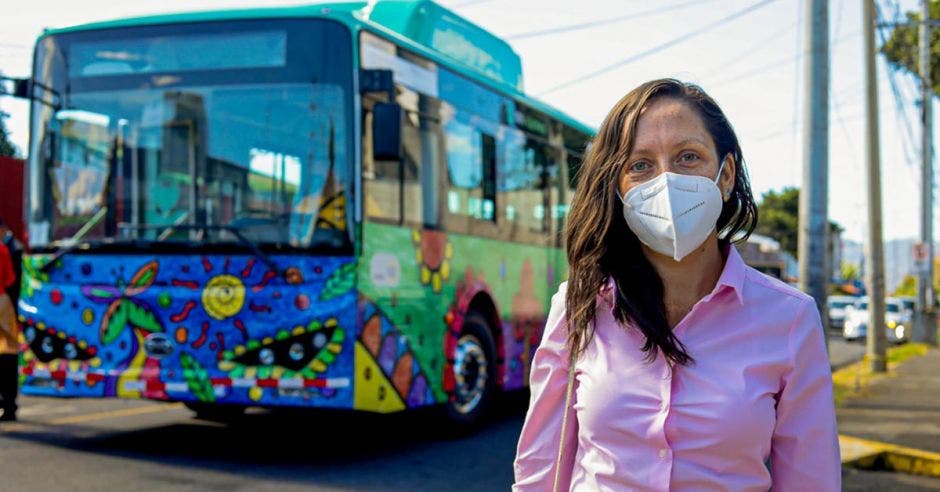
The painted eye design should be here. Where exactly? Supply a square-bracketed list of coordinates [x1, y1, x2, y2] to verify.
[258, 348, 275, 366]
[312, 332, 327, 350]
[24, 323, 97, 363]
[289, 343, 305, 361]
[41, 337, 53, 354]
[219, 318, 344, 377]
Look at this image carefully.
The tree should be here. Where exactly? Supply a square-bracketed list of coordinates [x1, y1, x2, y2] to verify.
[755, 187, 800, 256]
[880, 2, 940, 95]
[0, 110, 17, 158]
[895, 274, 917, 297]
[841, 262, 860, 283]
[754, 187, 842, 258]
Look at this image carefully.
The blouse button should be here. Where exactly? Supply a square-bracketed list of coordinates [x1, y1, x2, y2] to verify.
[658, 448, 668, 459]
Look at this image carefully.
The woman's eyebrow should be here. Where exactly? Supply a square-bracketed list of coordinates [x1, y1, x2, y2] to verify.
[674, 138, 710, 148]
[627, 138, 710, 158]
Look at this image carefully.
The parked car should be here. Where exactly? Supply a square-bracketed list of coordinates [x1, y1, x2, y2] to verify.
[827, 295, 858, 330]
[842, 298, 909, 344]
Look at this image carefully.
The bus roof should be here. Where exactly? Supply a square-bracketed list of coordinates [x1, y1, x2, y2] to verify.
[39, 1, 595, 137]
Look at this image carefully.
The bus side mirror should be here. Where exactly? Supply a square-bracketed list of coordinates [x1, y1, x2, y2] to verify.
[1, 77, 31, 100]
[372, 102, 402, 161]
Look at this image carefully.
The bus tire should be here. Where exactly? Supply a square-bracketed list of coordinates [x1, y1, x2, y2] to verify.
[185, 402, 245, 422]
[445, 312, 497, 429]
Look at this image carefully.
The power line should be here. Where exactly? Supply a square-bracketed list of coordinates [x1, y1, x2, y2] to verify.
[705, 30, 860, 88]
[875, 0, 919, 167]
[504, 0, 717, 41]
[537, 0, 777, 97]
[697, 19, 798, 81]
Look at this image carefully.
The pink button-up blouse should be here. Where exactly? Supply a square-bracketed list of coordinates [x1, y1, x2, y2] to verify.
[513, 247, 840, 491]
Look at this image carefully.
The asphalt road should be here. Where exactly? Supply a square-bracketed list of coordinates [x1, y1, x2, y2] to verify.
[0, 335, 881, 491]
[828, 332, 868, 370]
[1, 393, 528, 491]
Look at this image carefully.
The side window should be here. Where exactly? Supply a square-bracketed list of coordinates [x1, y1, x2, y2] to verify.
[500, 130, 545, 243]
[401, 111, 423, 225]
[363, 99, 442, 227]
[481, 133, 497, 222]
[362, 103, 402, 224]
[444, 117, 483, 220]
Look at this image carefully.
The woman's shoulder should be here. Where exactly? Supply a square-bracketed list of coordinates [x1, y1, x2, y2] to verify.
[742, 266, 813, 303]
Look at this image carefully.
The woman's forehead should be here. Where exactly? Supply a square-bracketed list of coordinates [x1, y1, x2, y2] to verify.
[630, 98, 712, 149]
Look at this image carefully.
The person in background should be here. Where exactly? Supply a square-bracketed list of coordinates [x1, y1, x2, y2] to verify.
[0, 223, 19, 422]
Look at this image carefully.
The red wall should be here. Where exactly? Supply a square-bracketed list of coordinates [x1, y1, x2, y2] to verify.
[0, 156, 24, 243]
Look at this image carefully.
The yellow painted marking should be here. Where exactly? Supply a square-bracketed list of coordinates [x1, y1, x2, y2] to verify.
[47, 402, 184, 425]
[840, 434, 940, 478]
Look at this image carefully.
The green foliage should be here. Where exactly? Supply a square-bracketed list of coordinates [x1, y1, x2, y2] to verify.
[755, 186, 842, 258]
[841, 262, 860, 282]
[320, 262, 355, 301]
[880, 2, 940, 96]
[0, 111, 18, 158]
[895, 274, 918, 297]
[755, 187, 800, 257]
[101, 300, 163, 344]
[180, 353, 215, 403]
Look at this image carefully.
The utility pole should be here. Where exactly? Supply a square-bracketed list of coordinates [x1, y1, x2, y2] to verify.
[917, 0, 936, 345]
[798, 0, 830, 338]
[864, 0, 888, 372]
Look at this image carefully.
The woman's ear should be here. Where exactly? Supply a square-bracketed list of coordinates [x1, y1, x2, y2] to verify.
[720, 154, 736, 202]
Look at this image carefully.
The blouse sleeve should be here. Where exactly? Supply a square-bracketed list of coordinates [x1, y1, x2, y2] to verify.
[513, 282, 578, 491]
[771, 298, 841, 491]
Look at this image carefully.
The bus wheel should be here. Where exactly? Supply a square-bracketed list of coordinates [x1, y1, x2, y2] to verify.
[185, 402, 245, 422]
[445, 312, 497, 428]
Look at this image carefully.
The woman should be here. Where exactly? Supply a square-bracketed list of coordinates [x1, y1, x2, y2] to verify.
[512, 79, 839, 491]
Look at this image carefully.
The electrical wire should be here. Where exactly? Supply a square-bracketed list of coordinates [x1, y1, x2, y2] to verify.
[504, 0, 718, 41]
[875, 0, 919, 167]
[696, 19, 798, 81]
[705, 30, 860, 88]
[537, 0, 777, 97]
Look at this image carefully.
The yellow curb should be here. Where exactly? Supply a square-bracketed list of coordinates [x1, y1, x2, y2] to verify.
[840, 434, 940, 477]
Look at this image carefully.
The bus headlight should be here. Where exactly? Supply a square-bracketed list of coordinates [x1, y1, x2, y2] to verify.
[887, 320, 897, 328]
[896, 325, 905, 339]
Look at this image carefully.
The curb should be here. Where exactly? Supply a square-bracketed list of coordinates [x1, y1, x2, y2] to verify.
[840, 434, 940, 478]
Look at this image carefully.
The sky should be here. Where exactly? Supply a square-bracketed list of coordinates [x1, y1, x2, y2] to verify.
[0, 0, 935, 244]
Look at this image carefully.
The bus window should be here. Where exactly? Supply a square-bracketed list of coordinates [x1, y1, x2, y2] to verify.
[363, 104, 402, 224]
[402, 110, 422, 225]
[481, 133, 496, 222]
[444, 117, 483, 221]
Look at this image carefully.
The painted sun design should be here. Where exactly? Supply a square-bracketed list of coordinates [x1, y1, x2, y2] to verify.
[169, 257, 275, 358]
[411, 229, 453, 294]
[218, 317, 345, 401]
[202, 274, 246, 320]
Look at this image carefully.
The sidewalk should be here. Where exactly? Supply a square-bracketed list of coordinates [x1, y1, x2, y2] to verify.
[838, 347, 940, 489]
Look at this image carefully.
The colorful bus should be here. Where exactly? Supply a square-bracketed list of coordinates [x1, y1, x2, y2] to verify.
[12, 0, 592, 425]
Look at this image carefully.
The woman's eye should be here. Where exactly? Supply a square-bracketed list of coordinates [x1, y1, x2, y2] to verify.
[630, 161, 650, 172]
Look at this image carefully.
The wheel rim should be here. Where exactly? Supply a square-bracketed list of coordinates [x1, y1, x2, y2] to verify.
[452, 334, 488, 415]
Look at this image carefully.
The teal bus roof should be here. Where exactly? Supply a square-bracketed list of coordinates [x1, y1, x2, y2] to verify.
[40, 1, 595, 136]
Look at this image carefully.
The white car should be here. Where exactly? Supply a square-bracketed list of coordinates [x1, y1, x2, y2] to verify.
[827, 295, 858, 330]
[842, 298, 908, 343]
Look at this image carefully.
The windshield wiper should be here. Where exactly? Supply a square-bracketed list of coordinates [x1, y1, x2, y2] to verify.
[39, 206, 109, 273]
[118, 223, 281, 276]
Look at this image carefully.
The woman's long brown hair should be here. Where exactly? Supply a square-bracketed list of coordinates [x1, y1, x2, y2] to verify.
[564, 79, 758, 364]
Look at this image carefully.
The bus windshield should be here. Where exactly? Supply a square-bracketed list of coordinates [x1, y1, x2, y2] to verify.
[27, 19, 353, 252]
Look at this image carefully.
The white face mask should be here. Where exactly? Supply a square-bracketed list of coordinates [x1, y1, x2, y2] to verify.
[619, 162, 726, 261]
